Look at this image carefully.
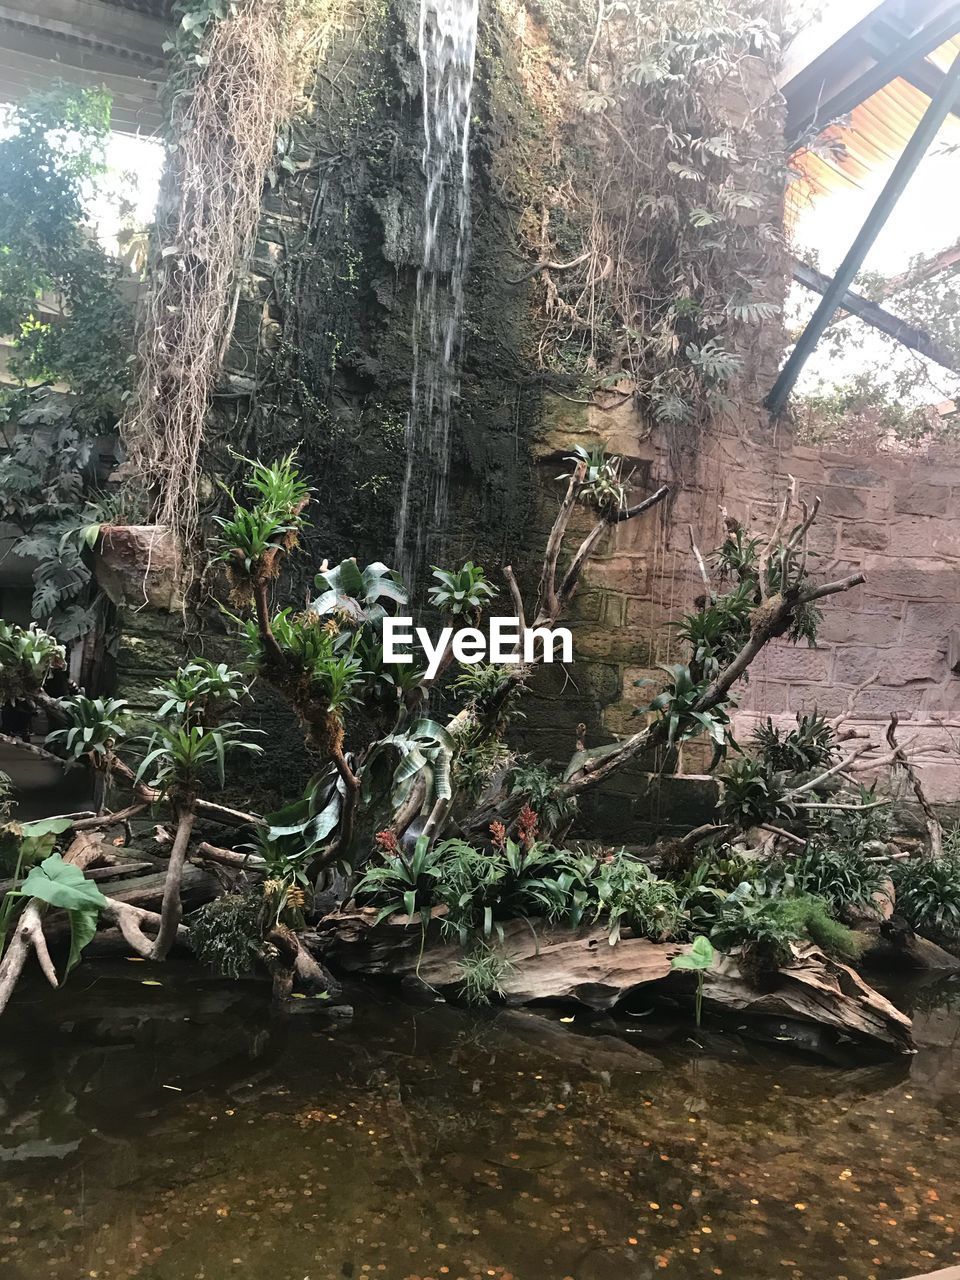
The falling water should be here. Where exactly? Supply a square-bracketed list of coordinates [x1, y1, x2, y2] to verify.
[395, 0, 479, 590]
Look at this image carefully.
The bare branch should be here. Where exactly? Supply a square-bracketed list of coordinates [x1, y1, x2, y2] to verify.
[557, 483, 670, 614]
[539, 463, 585, 619]
[799, 572, 866, 603]
[829, 670, 879, 731]
[150, 802, 198, 960]
[194, 841, 265, 870]
[73, 802, 150, 831]
[758, 475, 796, 600]
[688, 524, 711, 592]
[886, 713, 943, 859]
[195, 798, 266, 828]
[759, 823, 806, 846]
[610, 484, 670, 524]
[0, 733, 63, 767]
[502, 565, 527, 633]
[789, 740, 878, 796]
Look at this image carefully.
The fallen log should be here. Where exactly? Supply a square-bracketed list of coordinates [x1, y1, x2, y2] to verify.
[491, 1008, 662, 1073]
[311, 911, 915, 1056]
[860, 920, 960, 972]
[701, 947, 914, 1056]
[38, 865, 220, 944]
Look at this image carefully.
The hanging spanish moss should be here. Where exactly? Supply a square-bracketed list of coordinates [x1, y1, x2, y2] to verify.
[124, 0, 349, 558]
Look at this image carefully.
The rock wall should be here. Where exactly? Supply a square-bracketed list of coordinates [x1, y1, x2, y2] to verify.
[526, 392, 960, 815]
[112, 0, 960, 825]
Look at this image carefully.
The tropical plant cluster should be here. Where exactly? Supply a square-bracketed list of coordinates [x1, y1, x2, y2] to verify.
[0, 87, 138, 641]
[0, 452, 946, 1021]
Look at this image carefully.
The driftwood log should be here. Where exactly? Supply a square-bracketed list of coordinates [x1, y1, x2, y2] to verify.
[311, 910, 915, 1056]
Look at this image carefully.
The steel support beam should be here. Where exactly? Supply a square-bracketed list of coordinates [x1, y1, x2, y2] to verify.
[785, 2, 960, 145]
[767, 49, 960, 417]
[791, 259, 960, 374]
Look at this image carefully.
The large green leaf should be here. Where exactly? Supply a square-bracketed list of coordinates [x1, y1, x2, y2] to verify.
[360, 717, 455, 808]
[66, 907, 99, 976]
[20, 817, 74, 839]
[672, 935, 715, 971]
[311, 558, 407, 616]
[18, 854, 108, 913]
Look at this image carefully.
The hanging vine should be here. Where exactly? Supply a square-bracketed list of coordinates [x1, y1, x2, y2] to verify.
[123, 0, 349, 556]
[509, 0, 786, 473]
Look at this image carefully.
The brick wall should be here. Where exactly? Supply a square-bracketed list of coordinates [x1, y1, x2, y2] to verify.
[529, 394, 960, 806]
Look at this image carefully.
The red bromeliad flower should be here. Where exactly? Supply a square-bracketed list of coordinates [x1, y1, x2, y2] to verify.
[375, 829, 400, 854]
[489, 820, 507, 850]
[517, 803, 539, 853]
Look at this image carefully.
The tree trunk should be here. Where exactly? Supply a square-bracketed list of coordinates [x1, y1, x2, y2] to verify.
[150, 802, 198, 960]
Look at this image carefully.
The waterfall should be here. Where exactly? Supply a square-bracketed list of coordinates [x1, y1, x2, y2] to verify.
[395, 0, 479, 590]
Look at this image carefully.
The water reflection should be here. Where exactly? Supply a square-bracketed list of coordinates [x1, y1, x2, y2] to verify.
[1, 965, 958, 1280]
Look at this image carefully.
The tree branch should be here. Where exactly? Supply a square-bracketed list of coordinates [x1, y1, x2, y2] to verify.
[0, 733, 64, 767]
[886, 712, 943, 859]
[539, 464, 585, 619]
[150, 800, 197, 960]
[253, 578, 285, 668]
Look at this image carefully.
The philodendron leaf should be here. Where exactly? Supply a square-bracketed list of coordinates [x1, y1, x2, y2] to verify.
[18, 854, 108, 913]
[66, 908, 99, 976]
[19, 817, 74, 839]
[672, 935, 715, 971]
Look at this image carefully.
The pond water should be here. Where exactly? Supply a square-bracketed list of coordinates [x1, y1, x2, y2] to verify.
[1, 965, 959, 1280]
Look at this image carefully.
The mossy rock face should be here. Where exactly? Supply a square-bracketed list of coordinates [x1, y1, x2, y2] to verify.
[113, 0, 677, 829]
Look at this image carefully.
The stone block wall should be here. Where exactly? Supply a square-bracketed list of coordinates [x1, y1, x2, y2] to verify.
[526, 392, 960, 805]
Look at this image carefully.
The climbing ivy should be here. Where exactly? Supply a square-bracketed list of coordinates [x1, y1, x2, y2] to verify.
[515, 0, 784, 469]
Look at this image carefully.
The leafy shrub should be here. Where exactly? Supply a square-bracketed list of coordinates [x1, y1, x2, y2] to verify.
[0, 621, 65, 701]
[674, 581, 755, 681]
[46, 695, 131, 763]
[434, 836, 574, 945]
[216, 451, 310, 578]
[354, 834, 443, 927]
[676, 850, 757, 932]
[190, 893, 263, 979]
[508, 762, 577, 836]
[641, 662, 734, 757]
[457, 943, 511, 1006]
[751, 710, 836, 774]
[788, 844, 889, 918]
[807, 783, 892, 848]
[135, 721, 263, 791]
[711, 886, 860, 984]
[559, 445, 629, 512]
[427, 562, 497, 616]
[720, 756, 796, 826]
[152, 662, 250, 726]
[892, 856, 960, 944]
[593, 855, 683, 945]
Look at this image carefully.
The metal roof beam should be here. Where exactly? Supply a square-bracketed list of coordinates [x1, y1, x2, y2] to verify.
[768, 49, 960, 416]
[0, 0, 168, 67]
[791, 258, 960, 374]
[785, 1, 960, 146]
